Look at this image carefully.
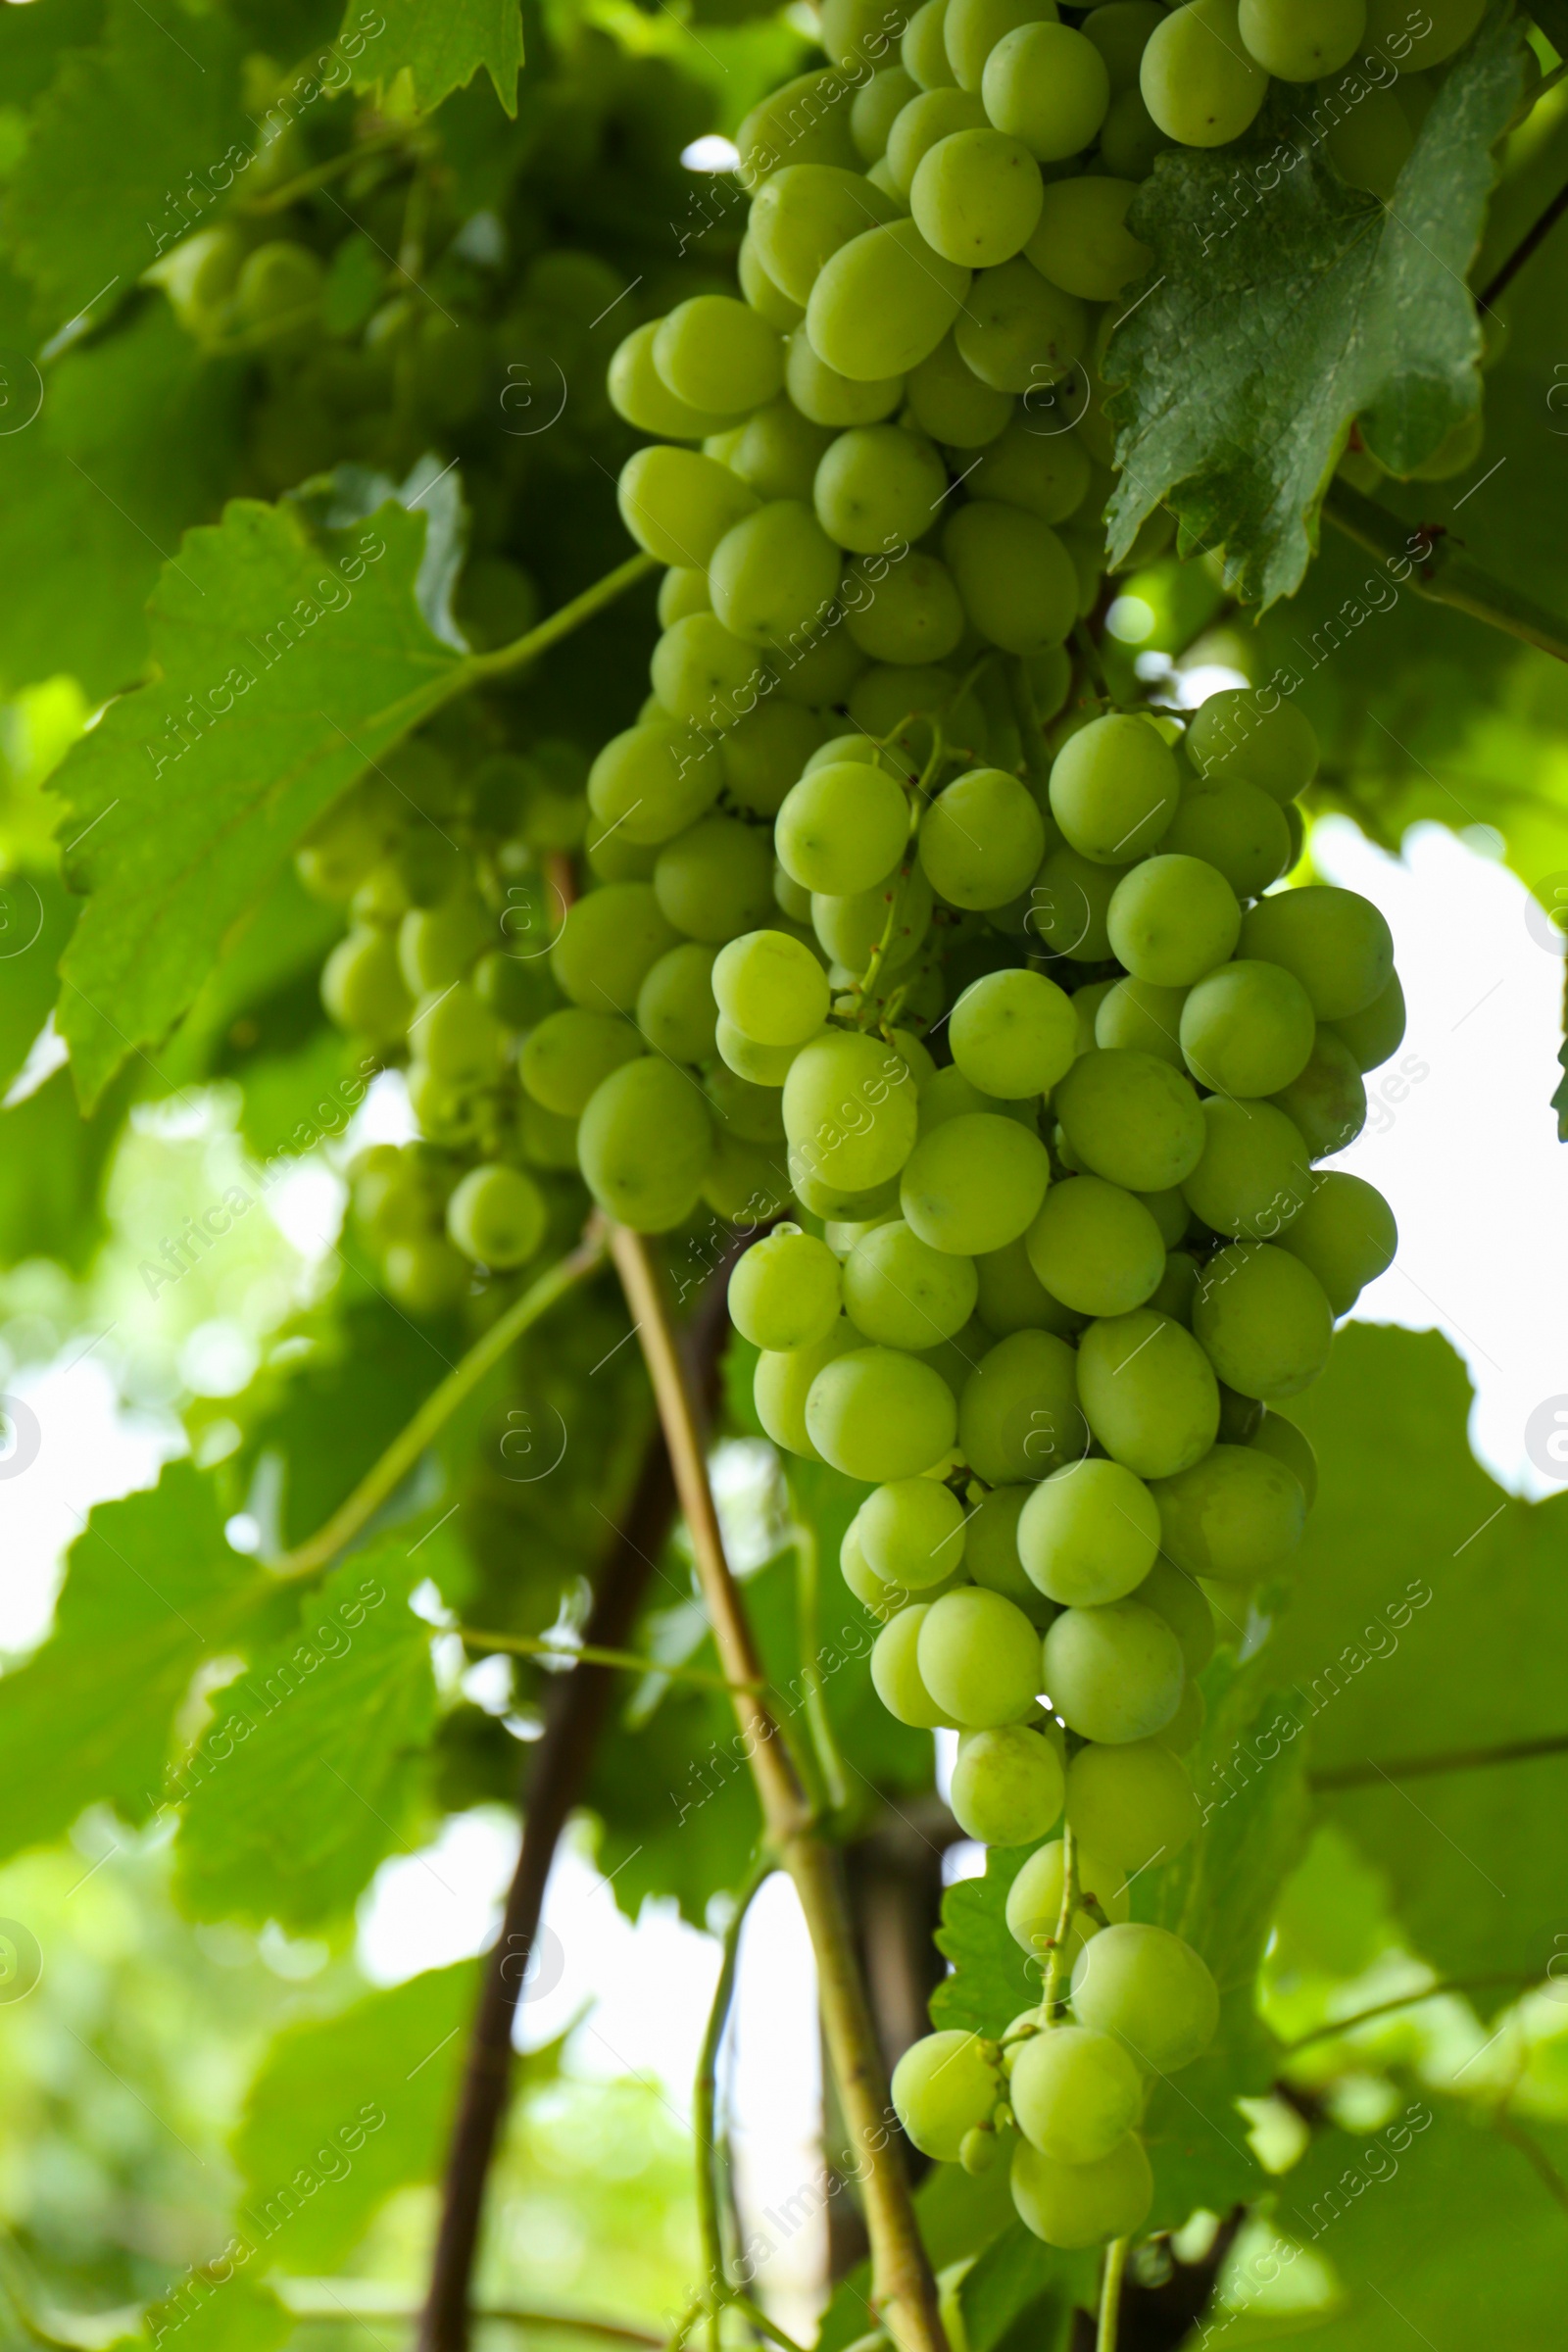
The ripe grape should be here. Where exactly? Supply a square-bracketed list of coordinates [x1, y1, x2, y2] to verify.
[964, 1482, 1051, 1612]
[917, 1585, 1043, 1724]
[843, 550, 966, 663]
[577, 1057, 713, 1230]
[911, 128, 1045, 267]
[853, 65, 921, 159]
[321, 927, 414, 1042]
[967, 415, 1092, 524]
[1006, 1835, 1130, 1963]
[1010, 2131, 1153, 2248]
[1016, 1457, 1160, 1605]
[891, 2030, 1000, 2160]
[1239, 886, 1394, 1021]
[901, 1111, 1052, 1253]
[617, 445, 760, 567]
[755, 1319, 863, 1457]
[807, 219, 971, 381]
[1135, 1555, 1215, 1674]
[950, 967, 1076, 1094]
[1140, 0, 1269, 148]
[859, 1475, 968, 1586]
[1076, 1307, 1219, 1477]
[959, 1326, 1086, 1483]
[729, 1225, 843, 1350]
[655, 295, 784, 414]
[1181, 1096, 1312, 1241]
[445, 1165, 549, 1269]
[710, 500, 843, 650]
[1024, 1175, 1166, 1317]
[843, 1217, 979, 1346]
[1328, 969, 1406, 1072]
[906, 332, 1015, 444]
[1194, 1243, 1334, 1399]
[520, 1007, 644, 1117]
[1054, 1050, 1206, 1194]
[974, 1231, 1085, 1341]
[1178, 959, 1316, 1098]
[1009, 2023, 1142, 2161]
[712, 928, 831, 1047]
[1094, 976, 1188, 1069]
[983, 24, 1111, 160]
[1030, 846, 1123, 960]
[1065, 1737, 1201, 1871]
[784, 1029, 920, 1195]
[950, 1721, 1065, 1841]
[807, 1344, 958, 1479]
[813, 423, 948, 553]
[1238, 0, 1365, 77]
[1106, 854, 1242, 987]
[1069, 1920, 1220, 2071]
[587, 723, 724, 847]
[1269, 1027, 1368, 1160]
[1277, 1169, 1397, 1315]
[921, 774, 1050, 913]
[1250, 1409, 1318, 1509]
[943, 500, 1079, 653]
[1149, 1440, 1304, 1581]
[1043, 1597, 1184, 1741]
[786, 330, 906, 427]
[776, 760, 910, 896]
[751, 166, 904, 306]
[872, 1600, 956, 1725]
[1027, 176, 1152, 301]
[1185, 689, 1318, 802]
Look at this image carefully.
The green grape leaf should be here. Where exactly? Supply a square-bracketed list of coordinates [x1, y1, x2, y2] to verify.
[131, 2278, 292, 2352]
[0, 0, 103, 108]
[0, 867, 75, 1094]
[6, 0, 247, 327]
[0, 1062, 131, 1272]
[0, 1461, 265, 1863]
[957, 2222, 1085, 2352]
[931, 1845, 1037, 2039]
[1266, 1325, 1568, 1993]
[231, 1961, 478, 2272]
[0, 295, 244, 703]
[173, 1541, 444, 1931]
[50, 496, 466, 1108]
[1231, 2105, 1568, 2347]
[1104, 6, 1526, 608]
[341, 0, 524, 117]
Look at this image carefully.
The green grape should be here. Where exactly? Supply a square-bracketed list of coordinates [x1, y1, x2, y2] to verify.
[1005, 1837, 1127, 1973]
[1323, 80, 1411, 196]
[1082, 2, 1166, 93]
[1010, 2132, 1152, 2249]
[813, 423, 948, 554]
[1269, 1028, 1367, 1159]
[859, 1474, 968, 1585]
[1194, 1242, 1334, 1400]
[713, 927, 830, 1047]
[650, 614, 770, 733]
[1250, 1408, 1318, 1509]
[704, 1132, 791, 1223]
[1029, 846, 1122, 961]
[958, 1327, 1086, 1482]
[1160, 776, 1290, 900]
[844, 1217, 980, 1346]
[1277, 1169, 1396, 1316]
[911, 128, 1045, 267]
[1026, 177, 1150, 301]
[1065, 1734, 1200, 1874]
[610, 321, 749, 440]
[813, 863, 934, 973]
[950, 968, 1076, 1099]
[872, 1605, 956, 1725]
[1149, 1249, 1198, 1326]
[587, 721, 724, 847]
[955, 258, 1087, 393]
[588, 825, 660, 884]
[906, 333, 1015, 445]
[1178, 959, 1316, 1099]
[658, 568, 713, 627]
[951, 1722, 1065, 1842]
[1180, 1097, 1312, 1240]
[982, 23, 1110, 159]
[901, 1111, 1051, 1253]
[1010, 2023, 1141, 2162]
[577, 1056, 714, 1231]
[1043, 1597, 1183, 1740]
[808, 1344, 959, 1479]
[904, 0, 960, 85]
[1217, 1382, 1264, 1444]
[891, 2030, 999, 2161]
[1135, 1187, 1189, 1249]
[730, 401, 837, 507]
[943, 501, 1077, 654]
[784, 1028, 922, 1194]
[710, 500, 843, 652]
[722, 704, 833, 817]
[519, 1007, 642, 1117]
[1149, 1441, 1305, 1583]
[617, 445, 759, 567]
[1024, 1175, 1165, 1318]
[1094, 978, 1186, 1070]
[1017, 1456, 1160, 1604]
[1106, 855, 1242, 988]
[750, 166, 904, 306]
[918, 1067, 1029, 1138]
[729, 1224, 843, 1349]
[297, 785, 400, 902]
[552, 883, 680, 1014]
[738, 233, 807, 331]
[807, 219, 972, 382]
[1050, 713, 1179, 864]
[775, 621, 870, 707]
[1238, 0, 1364, 77]
[920, 772, 1046, 915]
[1159, 1679, 1205, 1753]
[416, 984, 504, 1088]
[1054, 1051, 1205, 1194]
[321, 926, 414, 1042]
[445, 1164, 549, 1269]
[406, 1058, 481, 1146]
[1140, 0, 1268, 146]
[886, 86, 990, 191]
[963, 1483, 1040, 1609]
[974, 1233, 1084, 1339]
[777, 760, 911, 895]
[1135, 1556, 1215, 1675]
[383, 1234, 469, 1315]
[1076, 1307, 1219, 1477]
[854, 64, 921, 158]
[1363, 0, 1482, 67]
[1185, 689, 1318, 802]
[1327, 969, 1405, 1072]
[1239, 887, 1394, 1021]
[842, 1512, 904, 1616]
[916, 1585, 1042, 1724]
[399, 893, 493, 996]
[653, 816, 774, 945]
[787, 326, 906, 426]
[755, 1318, 862, 1456]
[654, 294, 784, 414]
[968, 416, 1090, 525]
[637, 943, 720, 1064]
[821, 0, 917, 71]
[844, 550, 966, 663]
[736, 69, 862, 182]
[1069, 1920, 1219, 2071]
[717, 1015, 814, 1085]
[706, 1062, 787, 1146]
[1099, 85, 1172, 174]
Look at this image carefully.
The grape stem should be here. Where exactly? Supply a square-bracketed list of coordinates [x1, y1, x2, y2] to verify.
[1309, 1729, 1568, 1789]
[471, 551, 661, 681]
[1277, 1970, 1550, 2053]
[1321, 485, 1568, 666]
[280, 2300, 662, 2342]
[273, 1222, 608, 1583]
[1097, 2237, 1129, 2352]
[1041, 1823, 1079, 2026]
[609, 1226, 951, 2352]
[1072, 622, 1111, 705]
[454, 1625, 765, 1698]
[242, 125, 415, 216]
[696, 1856, 774, 2350]
[794, 1516, 850, 1815]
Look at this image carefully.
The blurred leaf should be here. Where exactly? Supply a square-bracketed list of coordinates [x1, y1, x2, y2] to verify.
[957, 2221, 1081, 2352]
[343, 0, 524, 116]
[174, 1542, 444, 1931]
[0, 866, 74, 1092]
[51, 497, 464, 1107]
[931, 1845, 1036, 2039]
[130, 2278, 292, 2352]
[0, 1461, 264, 1863]
[1106, 8, 1525, 607]
[0, 1061, 129, 1271]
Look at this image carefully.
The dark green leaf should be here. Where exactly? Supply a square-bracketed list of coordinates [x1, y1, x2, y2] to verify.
[957, 2220, 1083, 2352]
[1105, 7, 1525, 607]
[931, 1845, 1037, 2039]
[0, 1061, 129, 1272]
[0, 866, 74, 1094]
[342, 0, 524, 118]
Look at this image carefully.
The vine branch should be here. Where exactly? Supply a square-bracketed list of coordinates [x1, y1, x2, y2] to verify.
[1310, 1729, 1568, 1790]
[1322, 485, 1568, 666]
[608, 1226, 949, 2352]
[695, 1859, 773, 2347]
[1278, 1972, 1550, 2052]
[455, 1625, 765, 1699]
[1479, 170, 1568, 311]
[1097, 2236, 1129, 2352]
